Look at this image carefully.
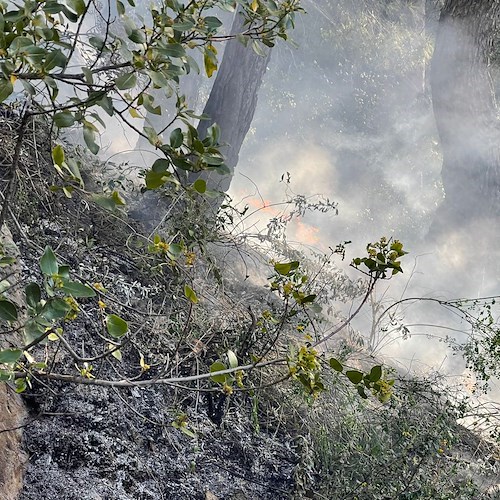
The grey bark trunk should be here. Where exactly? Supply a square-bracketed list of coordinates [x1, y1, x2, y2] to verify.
[188, 9, 271, 194]
[430, 0, 500, 236]
[130, 9, 271, 226]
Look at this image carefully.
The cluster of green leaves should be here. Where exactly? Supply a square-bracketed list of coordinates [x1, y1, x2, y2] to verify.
[0, 0, 302, 189]
[329, 357, 394, 403]
[351, 237, 407, 279]
[270, 260, 319, 308]
[287, 344, 323, 397]
[266, 258, 394, 403]
[209, 348, 242, 394]
[445, 297, 500, 392]
[0, 246, 129, 389]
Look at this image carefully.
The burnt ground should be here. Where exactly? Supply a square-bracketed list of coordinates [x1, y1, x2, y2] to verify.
[19, 382, 297, 500]
[0, 116, 302, 500]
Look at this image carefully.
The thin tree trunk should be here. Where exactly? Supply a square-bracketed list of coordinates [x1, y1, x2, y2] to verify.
[189, 9, 271, 194]
[130, 9, 271, 226]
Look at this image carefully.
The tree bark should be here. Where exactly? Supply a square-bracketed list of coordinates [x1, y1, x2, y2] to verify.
[430, 0, 500, 236]
[131, 9, 270, 226]
[189, 9, 271, 194]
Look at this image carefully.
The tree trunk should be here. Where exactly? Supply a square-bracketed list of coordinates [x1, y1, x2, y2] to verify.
[189, 9, 271, 194]
[131, 9, 270, 226]
[430, 0, 500, 236]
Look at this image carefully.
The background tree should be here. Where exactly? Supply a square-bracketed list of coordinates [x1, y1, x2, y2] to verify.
[430, 0, 500, 236]
[188, 6, 272, 194]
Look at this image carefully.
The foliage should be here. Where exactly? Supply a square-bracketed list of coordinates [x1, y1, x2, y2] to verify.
[372, 293, 500, 395]
[291, 375, 498, 499]
[351, 236, 407, 278]
[0, 0, 302, 194]
[0, 244, 130, 387]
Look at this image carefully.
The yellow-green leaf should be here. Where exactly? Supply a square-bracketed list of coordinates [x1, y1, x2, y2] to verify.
[184, 285, 198, 304]
[106, 314, 128, 338]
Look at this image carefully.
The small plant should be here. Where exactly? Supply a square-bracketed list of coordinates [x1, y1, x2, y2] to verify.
[0, 245, 129, 387]
[351, 237, 407, 279]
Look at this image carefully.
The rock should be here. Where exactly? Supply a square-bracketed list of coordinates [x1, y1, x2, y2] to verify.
[0, 225, 28, 499]
[0, 382, 27, 499]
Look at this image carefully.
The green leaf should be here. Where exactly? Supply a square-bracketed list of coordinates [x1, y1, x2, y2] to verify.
[173, 19, 195, 32]
[369, 365, 382, 383]
[299, 294, 317, 305]
[106, 314, 128, 338]
[0, 78, 13, 103]
[112, 191, 125, 206]
[0, 349, 22, 364]
[143, 126, 160, 146]
[128, 29, 146, 44]
[53, 112, 75, 128]
[89, 36, 105, 49]
[184, 284, 198, 304]
[204, 16, 222, 30]
[157, 43, 186, 58]
[252, 40, 266, 57]
[25, 283, 41, 308]
[148, 70, 170, 88]
[202, 154, 224, 166]
[116, 0, 125, 15]
[43, 1, 64, 14]
[15, 378, 27, 393]
[170, 128, 183, 148]
[52, 144, 64, 166]
[44, 49, 67, 71]
[61, 4, 79, 21]
[82, 66, 93, 84]
[0, 299, 17, 322]
[20, 80, 36, 96]
[205, 123, 220, 145]
[91, 192, 124, 211]
[168, 243, 182, 259]
[110, 347, 122, 361]
[83, 124, 99, 154]
[40, 246, 58, 276]
[24, 320, 46, 344]
[193, 179, 206, 194]
[274, 261, 299, 276]
[57, 265, 70, 279]
[203, 44, 218, 78]
[151, 158, 170, 173]
[145, 169, 171, 190]
[345, 370, 363, 384]
[40, 298, 71, 320]
[0, 257, 15, 267]
[115, 72, 137, 90]
[357, 385, 368, 399]
[172, 157, 192, 170]
[329, 358, 343, 372]
[145, 169, 168, 188]
[178, 425, 196, 438]
[210, 361, 227, 384]
[142, 93, 161, 115]
[96, 95, 113, 116]
[0, 369, 13, 381]
[60, 278, 96, 298]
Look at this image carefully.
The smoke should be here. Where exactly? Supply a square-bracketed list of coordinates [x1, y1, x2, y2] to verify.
[228, 0, 499, 403]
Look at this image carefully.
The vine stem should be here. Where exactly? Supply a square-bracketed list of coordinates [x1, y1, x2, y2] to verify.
[13, 357, 288, 388]
[0, 113, 30, 228]
[312, 277, 376, 348]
